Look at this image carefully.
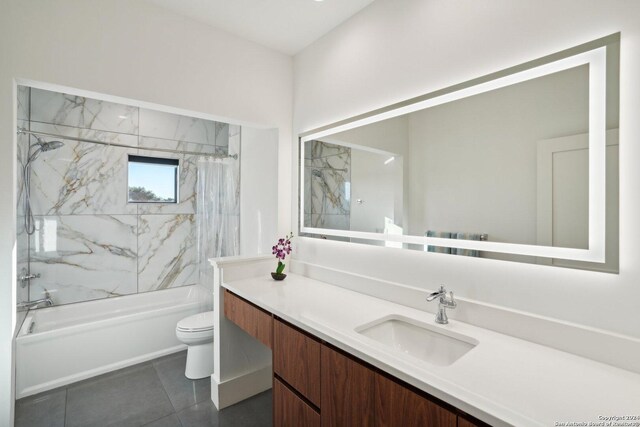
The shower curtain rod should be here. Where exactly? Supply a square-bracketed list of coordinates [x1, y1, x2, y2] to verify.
[17, 128, 238, 160]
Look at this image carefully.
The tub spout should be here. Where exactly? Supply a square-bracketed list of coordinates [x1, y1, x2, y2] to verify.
[18, 291, 54, 310]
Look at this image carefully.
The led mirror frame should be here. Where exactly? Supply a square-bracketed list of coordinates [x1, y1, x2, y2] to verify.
[299, 41, 610, 263]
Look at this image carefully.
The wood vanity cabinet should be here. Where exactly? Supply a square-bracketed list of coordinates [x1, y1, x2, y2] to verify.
[223, 289, 273, 348]
[374, 370, 457, 427]
[321, 345, 456, 427]
[320, 344, 375, 427]
[274, 378, 321, 427]
[223, 290, 487, 427]
[458, 417, 484, 427]
[274, 318, 322, 407]
[276, 322, 459, 427]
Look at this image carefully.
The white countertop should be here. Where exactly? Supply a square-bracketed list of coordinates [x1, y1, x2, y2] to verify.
[223, 273, 640, 427]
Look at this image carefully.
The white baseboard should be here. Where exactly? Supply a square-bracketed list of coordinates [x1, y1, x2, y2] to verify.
[210, 365, 272, 410]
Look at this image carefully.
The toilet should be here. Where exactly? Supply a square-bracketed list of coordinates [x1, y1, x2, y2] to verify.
[176, 311, 214, 379]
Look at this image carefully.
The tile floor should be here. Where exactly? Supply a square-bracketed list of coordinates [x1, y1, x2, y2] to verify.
[15, 351, 272, 427]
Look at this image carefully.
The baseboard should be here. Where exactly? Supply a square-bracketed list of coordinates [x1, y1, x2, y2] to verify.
[17, 345, 186, 399]
[210, 365, 272, 410]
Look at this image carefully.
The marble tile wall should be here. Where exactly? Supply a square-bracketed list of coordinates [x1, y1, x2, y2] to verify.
[304, 140, 351, 230]
[17, 87, 237, 305]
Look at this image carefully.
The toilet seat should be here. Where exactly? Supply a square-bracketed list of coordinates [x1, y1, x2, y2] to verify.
[176, 311, 214, 332]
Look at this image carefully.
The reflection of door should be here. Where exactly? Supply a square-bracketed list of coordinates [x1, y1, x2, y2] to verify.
[350, 150, 402, 233]
[536, 129, 618, 271]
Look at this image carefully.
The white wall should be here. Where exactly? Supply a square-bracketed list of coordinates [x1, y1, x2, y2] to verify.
[293, 0, 640, 340]
[240, 128, 279, 256]
[0, 0, 292, 423]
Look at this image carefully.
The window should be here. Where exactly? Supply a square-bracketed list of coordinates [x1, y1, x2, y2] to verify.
[128, 155, 179, 203]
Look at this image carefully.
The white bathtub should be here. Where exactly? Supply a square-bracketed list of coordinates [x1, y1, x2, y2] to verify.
[15, 285, 209, 398]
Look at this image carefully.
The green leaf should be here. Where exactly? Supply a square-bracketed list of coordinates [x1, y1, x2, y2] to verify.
[276, 261, 285, 274]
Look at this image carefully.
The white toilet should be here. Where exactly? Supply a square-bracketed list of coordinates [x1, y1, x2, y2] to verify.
[176, 311, 214, 379]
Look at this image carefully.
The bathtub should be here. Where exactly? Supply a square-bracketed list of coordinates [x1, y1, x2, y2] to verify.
[15, 285, 209, 398]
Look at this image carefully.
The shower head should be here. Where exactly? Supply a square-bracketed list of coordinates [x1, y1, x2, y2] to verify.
[22, 135, 64, 235]
[26, 136, 65, 164]
[40, 140, 64, 151]
[32, 135, 64, 152]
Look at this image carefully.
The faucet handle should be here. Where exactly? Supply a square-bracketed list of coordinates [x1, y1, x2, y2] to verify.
[447, 291, 457, 307]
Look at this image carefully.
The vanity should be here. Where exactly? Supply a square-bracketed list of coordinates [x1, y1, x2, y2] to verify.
[223, 285, 483, 427]
[213, 259, 640, 427]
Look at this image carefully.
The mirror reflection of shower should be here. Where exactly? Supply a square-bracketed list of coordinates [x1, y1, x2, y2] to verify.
[21, 130, 65, 234]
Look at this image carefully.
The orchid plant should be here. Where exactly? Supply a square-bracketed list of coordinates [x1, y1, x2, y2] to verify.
[272, 232, 293, 275]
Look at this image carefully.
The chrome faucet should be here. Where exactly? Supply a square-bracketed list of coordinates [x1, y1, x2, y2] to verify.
[18, 291, 54, 310]
[426, 285, 457, 324]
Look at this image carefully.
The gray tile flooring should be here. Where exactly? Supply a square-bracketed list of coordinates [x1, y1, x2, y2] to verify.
[15, 351, 273, 427]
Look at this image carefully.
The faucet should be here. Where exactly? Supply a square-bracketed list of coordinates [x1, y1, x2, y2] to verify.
[426, 285, 457, 324]
[18, 291, 54, 310]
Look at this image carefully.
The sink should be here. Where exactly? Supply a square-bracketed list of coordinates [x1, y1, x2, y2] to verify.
[355, 315, 478, 366]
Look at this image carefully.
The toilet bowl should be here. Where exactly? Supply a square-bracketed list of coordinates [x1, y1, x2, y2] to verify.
[176, 311, 214, 379]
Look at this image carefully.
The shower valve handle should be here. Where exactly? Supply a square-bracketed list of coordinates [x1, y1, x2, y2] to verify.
[19, 270, 40, 287]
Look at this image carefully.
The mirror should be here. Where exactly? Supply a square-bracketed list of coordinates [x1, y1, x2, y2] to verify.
[299, 34, 619, 272]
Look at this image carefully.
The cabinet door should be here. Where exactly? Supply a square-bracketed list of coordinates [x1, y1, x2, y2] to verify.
[458, 416, 487, 427]
[321, 345, 375, 427]
[274, 378, 321, 427]
[274, 319, 321, 406]
[374, 373, 456, 427]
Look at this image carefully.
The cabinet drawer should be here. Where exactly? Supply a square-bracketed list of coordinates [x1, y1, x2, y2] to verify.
[274, 378, 320, 427]
[274, 319, 321, 407]
[223, 289, 272, 348]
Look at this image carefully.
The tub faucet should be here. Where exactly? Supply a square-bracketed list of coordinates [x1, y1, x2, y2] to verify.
[426, 285, 457, 324]
[18, 291, 54, 310]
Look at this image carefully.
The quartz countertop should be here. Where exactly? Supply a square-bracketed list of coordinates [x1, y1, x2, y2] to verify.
[223, 273, 640, 427]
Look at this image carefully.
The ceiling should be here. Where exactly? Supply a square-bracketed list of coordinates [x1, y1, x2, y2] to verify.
[145, 0, 375, 55]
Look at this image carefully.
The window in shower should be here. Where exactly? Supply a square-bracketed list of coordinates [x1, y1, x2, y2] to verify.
[128, 155, 179, 203]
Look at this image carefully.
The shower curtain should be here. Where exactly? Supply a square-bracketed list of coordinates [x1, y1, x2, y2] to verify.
[196, 157, 240, 295]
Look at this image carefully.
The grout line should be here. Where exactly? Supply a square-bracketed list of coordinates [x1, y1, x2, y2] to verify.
[151, 360, 181, 415]
[63, 388, 68, 427]
[28, 119, 138, 139]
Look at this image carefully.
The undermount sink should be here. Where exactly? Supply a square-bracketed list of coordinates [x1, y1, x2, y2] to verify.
[355, 315, 478, 366]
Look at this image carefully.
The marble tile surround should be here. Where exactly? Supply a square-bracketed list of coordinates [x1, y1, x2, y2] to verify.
[30, 88, 139, 135]
[304, 140, 351, 230]
[139, 108, 229, 147]
[29, 215, 138, 304]
[17, 87, 237, 305]
[29, 122, 138, 216]
[138, 214, 198, 293]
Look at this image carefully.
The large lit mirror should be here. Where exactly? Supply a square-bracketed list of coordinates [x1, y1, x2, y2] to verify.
[299, 34, 619, 272]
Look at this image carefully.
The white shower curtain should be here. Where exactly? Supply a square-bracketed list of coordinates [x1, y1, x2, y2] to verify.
[196, 157, 240, 293]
